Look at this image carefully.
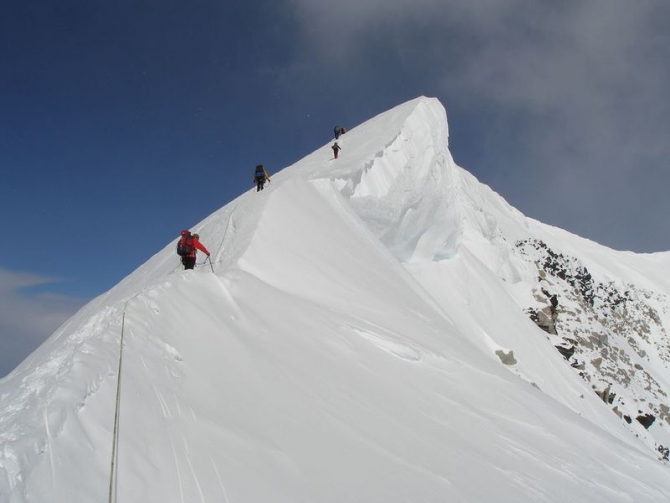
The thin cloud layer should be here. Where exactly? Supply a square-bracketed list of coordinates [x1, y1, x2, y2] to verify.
[0, 268, 84, 377]
[289, 0, 670, 251]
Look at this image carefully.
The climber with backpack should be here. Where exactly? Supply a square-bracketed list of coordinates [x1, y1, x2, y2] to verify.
[176, 230, 210, 270]
[331, 141, 342, 159]
[333, 125, 347, 140]
[253, 164, 271, 192]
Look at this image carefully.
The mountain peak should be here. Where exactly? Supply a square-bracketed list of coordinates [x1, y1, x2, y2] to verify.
[2, 98, 670, 502]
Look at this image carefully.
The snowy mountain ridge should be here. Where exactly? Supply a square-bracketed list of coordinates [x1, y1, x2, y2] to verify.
[1, 97, 670, 502]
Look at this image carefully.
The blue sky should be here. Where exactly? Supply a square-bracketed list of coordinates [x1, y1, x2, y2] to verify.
[2, 0, 669, 376]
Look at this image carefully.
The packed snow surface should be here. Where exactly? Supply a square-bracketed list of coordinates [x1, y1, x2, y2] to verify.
[1, 97, 670, 502]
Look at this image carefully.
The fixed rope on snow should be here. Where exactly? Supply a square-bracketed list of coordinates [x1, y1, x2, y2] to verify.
[107, 204, 237, 498]
[212, 205, 237, 267]
[107, 293, 140, 503]
[108, 308, 126, 503]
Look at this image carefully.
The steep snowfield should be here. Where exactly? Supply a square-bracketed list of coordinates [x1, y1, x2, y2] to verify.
[1, 97, 669, 502]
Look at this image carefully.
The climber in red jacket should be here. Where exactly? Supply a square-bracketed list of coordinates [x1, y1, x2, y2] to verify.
[177, 230, 210, 270]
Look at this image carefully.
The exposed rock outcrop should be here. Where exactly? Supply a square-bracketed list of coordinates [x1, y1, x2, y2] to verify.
[516, 238, 670, 453]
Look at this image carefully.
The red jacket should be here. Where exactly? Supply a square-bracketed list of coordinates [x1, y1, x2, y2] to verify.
[190, 237, 210, 257]
[180, 232, 210, 258]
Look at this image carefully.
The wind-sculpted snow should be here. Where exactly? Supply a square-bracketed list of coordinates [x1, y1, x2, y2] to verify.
[2, 97, 670, 502]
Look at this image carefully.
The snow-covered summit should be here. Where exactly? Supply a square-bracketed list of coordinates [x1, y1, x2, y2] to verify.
[2, 97, 670, 502]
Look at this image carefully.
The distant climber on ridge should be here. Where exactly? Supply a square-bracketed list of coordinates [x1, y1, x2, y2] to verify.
[331, 142, 342, 159]
[333, 125, 347, 139]
[253, 164, 271, 192]
[176, 230, 210, 270]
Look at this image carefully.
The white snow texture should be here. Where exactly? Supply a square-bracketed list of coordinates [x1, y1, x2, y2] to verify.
[1, 97, 670, 502]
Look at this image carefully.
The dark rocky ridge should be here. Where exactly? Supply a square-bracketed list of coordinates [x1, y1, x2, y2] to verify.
[515, 239, 670, 460]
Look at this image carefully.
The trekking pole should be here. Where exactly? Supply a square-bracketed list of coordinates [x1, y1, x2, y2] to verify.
[207, 255, 215, 273]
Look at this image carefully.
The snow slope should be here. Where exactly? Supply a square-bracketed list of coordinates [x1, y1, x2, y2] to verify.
[1, 97, 669, 502]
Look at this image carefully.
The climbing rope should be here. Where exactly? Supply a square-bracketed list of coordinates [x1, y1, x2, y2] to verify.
[105, 205, 237, 498]
[108, 299, 132, 503]
[105, 206, 239, 499]
[213, 205, 237, 265]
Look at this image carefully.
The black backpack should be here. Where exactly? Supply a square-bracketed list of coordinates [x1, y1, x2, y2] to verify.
[177, 233, 194, 256]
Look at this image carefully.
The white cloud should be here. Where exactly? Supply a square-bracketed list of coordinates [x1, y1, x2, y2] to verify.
[0, 268, 84, 377]
[288, 0, 670, 251]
